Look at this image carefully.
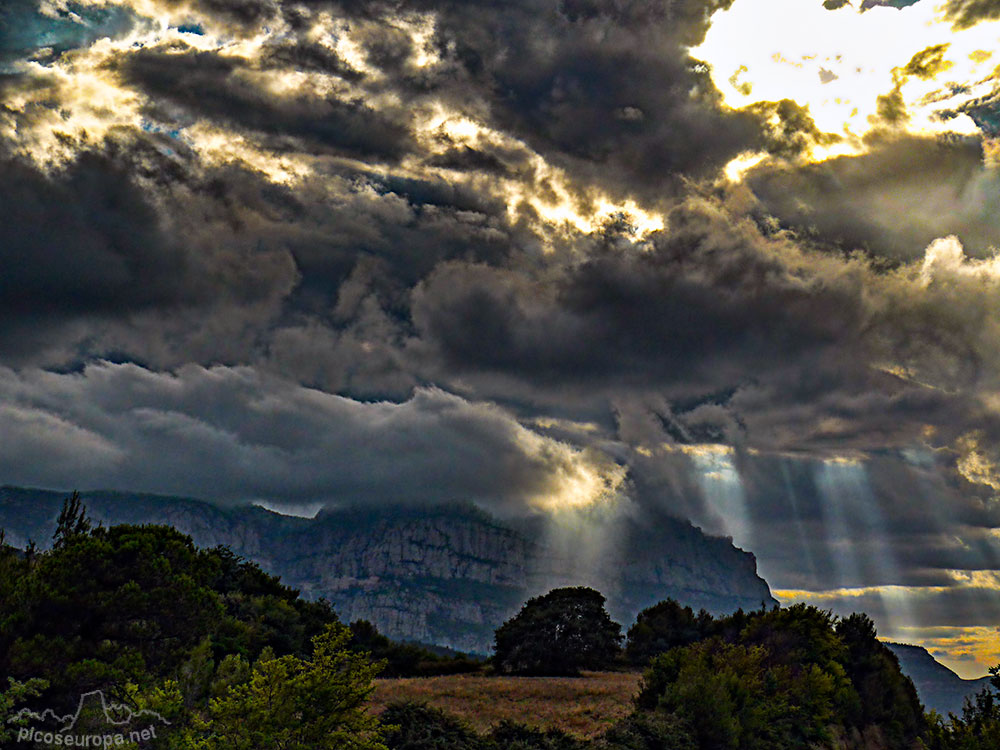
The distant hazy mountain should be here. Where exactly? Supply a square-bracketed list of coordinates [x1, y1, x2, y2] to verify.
[886, 642, 993, 716]
[0, 485, 775, 654]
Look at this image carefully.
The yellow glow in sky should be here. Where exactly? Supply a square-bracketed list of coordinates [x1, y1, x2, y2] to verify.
[695, 0, 1000, 160]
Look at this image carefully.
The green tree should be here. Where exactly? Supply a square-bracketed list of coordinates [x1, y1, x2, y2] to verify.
[835, 613, 924, 744]
[625, 599, 711, 666]
[493, 587, 622, 676]
[637, 638, 838, 750]
[0, 676, 48, 745]
[1, 523, 225, 703]
[926, 666, 1000, 750]
[183, 623, 386, 750]
[205, 545, 338, 660]
[52, 490, 93, 549]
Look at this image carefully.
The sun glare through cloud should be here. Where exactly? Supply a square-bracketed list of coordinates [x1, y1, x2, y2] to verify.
[696, 0, 1000, 167]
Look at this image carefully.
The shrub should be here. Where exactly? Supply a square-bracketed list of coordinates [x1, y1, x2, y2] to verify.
[382, 702, 485, 750]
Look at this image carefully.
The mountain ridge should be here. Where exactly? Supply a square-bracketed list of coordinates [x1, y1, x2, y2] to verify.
[0, 485, 775, 653]
[885, 642, 993, 716]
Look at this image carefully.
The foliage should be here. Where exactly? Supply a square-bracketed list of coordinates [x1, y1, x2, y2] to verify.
[493, 587, 622, 676]
[486, 720, 588, 750]
[182, 623, 386, 750]
[634, 603, 926, 750]
[0, 494, 394, 750]
[638, 638, 840, 750]
[382, 702, 484, 750]
[52, 491, 93, 549]
[925, 667, 1000, 750]
[350, 620, 481, 677]
[0, 522, 226, 703]
[835, 613, 924, 744]
[596, 711, 696, 750]
[0, 499, 341, 708]
[624, 599, 712, 666]
[0, 676, 48, 745]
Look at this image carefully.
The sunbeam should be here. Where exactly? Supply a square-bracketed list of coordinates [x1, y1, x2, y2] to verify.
[815, 457, 914, 633]
[689, 446, 753, 551]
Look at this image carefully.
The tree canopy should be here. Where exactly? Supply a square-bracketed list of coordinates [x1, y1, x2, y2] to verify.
[493, 587, 622, 676]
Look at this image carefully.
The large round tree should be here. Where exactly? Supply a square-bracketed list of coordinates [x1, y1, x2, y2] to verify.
[493, 587, 622, 676]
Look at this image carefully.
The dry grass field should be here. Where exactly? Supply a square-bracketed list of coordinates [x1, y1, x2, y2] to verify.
[370, 671, 643, 739]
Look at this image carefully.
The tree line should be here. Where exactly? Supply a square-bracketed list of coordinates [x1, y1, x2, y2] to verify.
[0, 494, 997, 749]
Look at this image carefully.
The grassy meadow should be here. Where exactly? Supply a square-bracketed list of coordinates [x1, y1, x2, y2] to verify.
[370, 671, 643, 738]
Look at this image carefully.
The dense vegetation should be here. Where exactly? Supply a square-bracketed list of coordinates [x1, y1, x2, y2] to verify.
[0, 494, 998, 749]
[0, 495, 470, 748]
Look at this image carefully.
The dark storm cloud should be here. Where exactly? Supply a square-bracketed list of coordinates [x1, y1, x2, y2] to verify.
[411, 198, 871, 392]
[118, 0, 767, 199]
[0, 361, 616, 515]
[416, 0, 764, 200]
[746, 135, 1000, 260]
[0, 149, 188, 316]
[943, 0, 1000, 29]
[0, 134, 301, 367]
[115, 42, 414, 162]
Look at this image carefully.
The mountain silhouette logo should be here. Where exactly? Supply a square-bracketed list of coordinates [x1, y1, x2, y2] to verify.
[10, 689, 170, 746]
[10, 690, 170, 732]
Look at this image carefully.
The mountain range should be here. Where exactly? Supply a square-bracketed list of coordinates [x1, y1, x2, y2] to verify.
[0, 485, 774, 653]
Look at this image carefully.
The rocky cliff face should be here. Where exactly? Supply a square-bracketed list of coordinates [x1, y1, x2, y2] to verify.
[0, 486, 775, 653]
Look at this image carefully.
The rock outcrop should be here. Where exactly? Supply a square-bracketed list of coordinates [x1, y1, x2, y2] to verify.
[0, 486, 775, 653]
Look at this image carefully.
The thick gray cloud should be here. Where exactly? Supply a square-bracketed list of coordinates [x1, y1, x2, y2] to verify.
[411, 199, 871, 395]
[0, 144, 301, 364]
[746, 135, 1000, 260]
[415, 0, 763, 199]
[0, 361, 623, 515]
[116, 42, 416, 162]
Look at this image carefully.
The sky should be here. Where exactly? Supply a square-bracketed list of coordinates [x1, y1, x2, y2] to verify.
[2, 0, 1000, 677]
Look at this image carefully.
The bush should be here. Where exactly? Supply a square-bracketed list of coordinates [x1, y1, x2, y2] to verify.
[641, 637, 844, 750]
[597, 711, 695, 750]
[182, 623, 385, 750]
[350, 620, 482, 678]
[925, 667, 1000, 750]
[382, 702, 485, 750]
[632, 604, 929, 750]
[487, 720, 588, 750]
